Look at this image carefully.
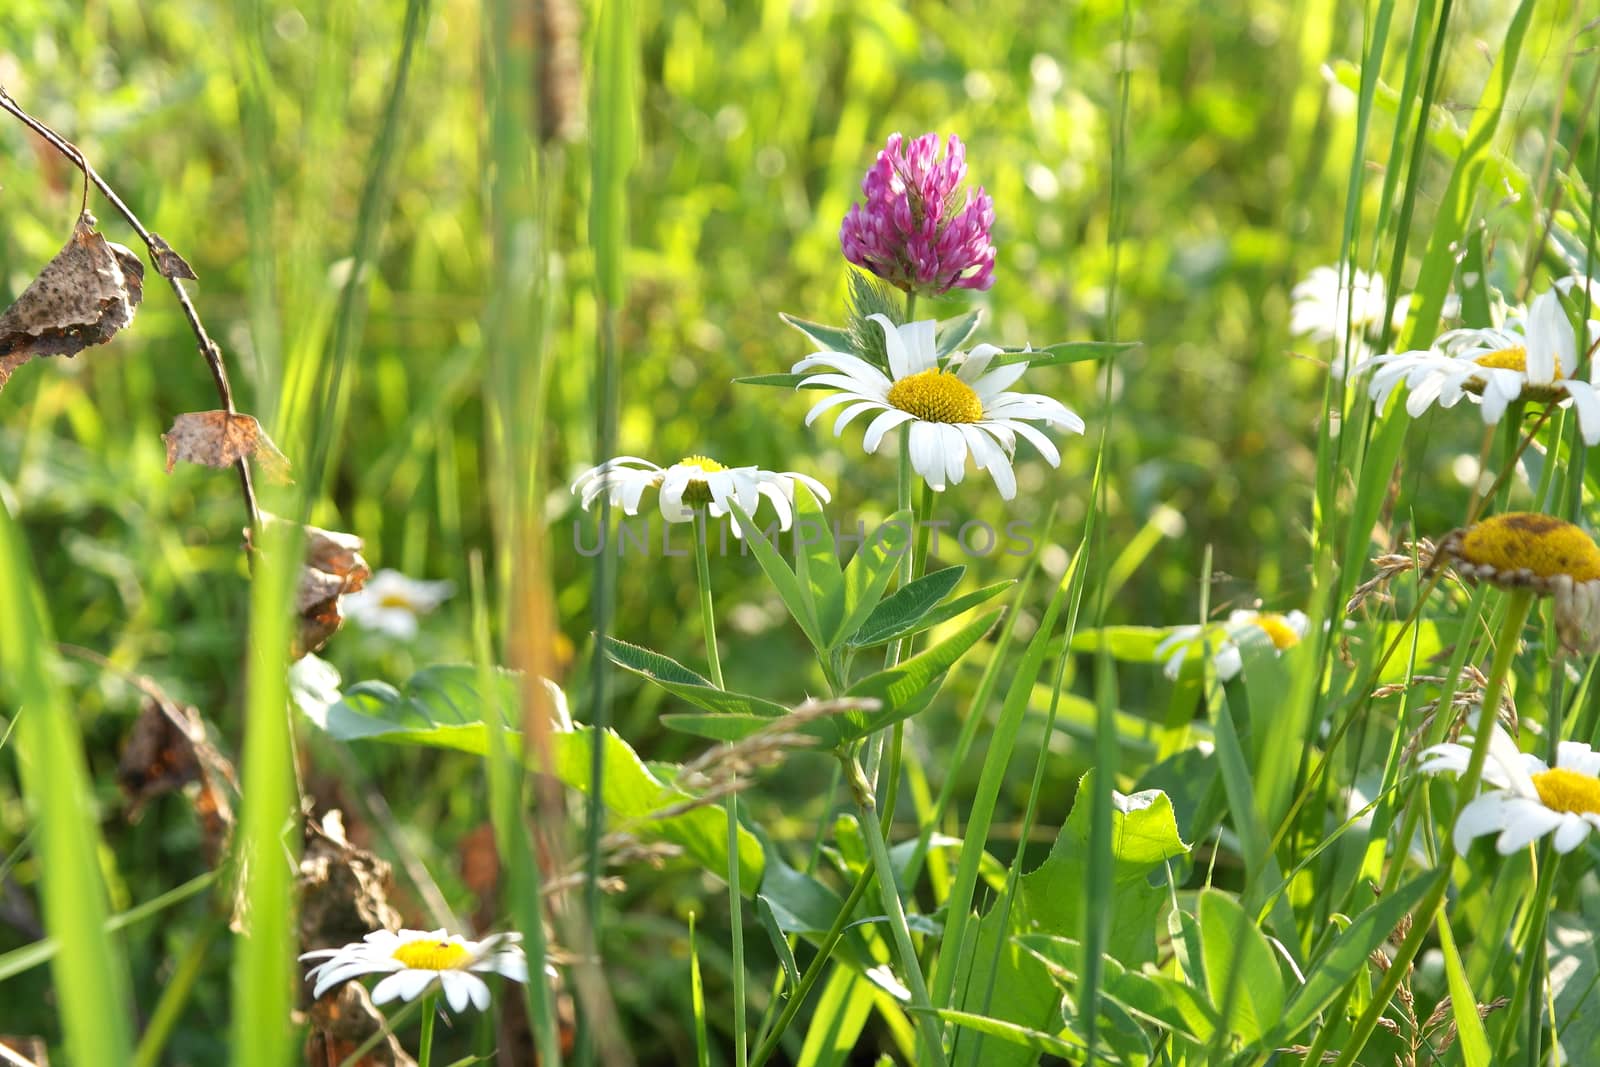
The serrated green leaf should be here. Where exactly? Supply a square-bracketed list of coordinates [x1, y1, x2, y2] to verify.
[603, 636, 790, 717]
[830, 508, 914, 648]
[779, 312, 854, 353]
[834, 609, 999, 744]
[793, 483, 845, 642]
[988, 341, 1138, 369]
[849, 565, 966, 647]
[936, 310, 982, 357]
[730, 501, 826, 651]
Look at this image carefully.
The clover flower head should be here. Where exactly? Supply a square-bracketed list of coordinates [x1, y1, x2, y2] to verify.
[1360, 287, 1600, 442]
[301, 928, 531, 1014]
[1419, 721, 1600, 854]
[1155, 609, 1308, 681]
[570, 455, 829, 535]
[1434, 512, 1600, 654]
[839, 132, 996, 297]
[791, 315, 1083, 500]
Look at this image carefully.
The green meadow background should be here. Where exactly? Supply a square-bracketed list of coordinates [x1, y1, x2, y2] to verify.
[0, 0, 1595, 1062]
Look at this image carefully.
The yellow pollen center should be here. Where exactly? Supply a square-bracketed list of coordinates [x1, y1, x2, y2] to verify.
[1252, 613, 1301, 651]
[677, 455, 724, 509]
[885, 370, 985, 424]
[1458, 512, 1600, 582]
[1531, 768, 1600, 816]
[1473, 345, 1562, 377]
[392, 939, 472, 971]
[378, 594, 414, 610]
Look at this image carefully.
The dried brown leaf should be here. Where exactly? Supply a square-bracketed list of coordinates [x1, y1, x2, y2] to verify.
[303, 982, 417, 1067]
[0, 211, 143, 394]
[245, 515, 371, 658]
[298, 810, 402, 956]
[116, 697, 237, 862]
[0, 1036, 49, 1067]
[146, 232, 197, 280]
[162, 410, 291, 483]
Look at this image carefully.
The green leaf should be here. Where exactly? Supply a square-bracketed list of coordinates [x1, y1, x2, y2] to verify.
[732, 372, 832, 390]
[603, 637, 790, 717]
[830, 508, 914, 648]
[730, 501, 826, 651]
[1438, 909, 1492, 1067]
[1020, 774, 1192, 967]
[1549, 912, 1600, 1066]
[1069, 625, 1172, 662]
[988, 340, 1138, 368]
[1273, 869, 1443, 1043]
[779, 311, 855, 354]
[793, 483, 845, 643]
[935, 310, 982, 357]
[300, 667, 764, 886]
[1198, 888, 1285, 1046]
[757, 895, 801, 995]
[848, 565, 966, 648]
[834, 609, 1000, 745]
[851, 578, 1012, 650]
[928, 1009, 1086, 1059]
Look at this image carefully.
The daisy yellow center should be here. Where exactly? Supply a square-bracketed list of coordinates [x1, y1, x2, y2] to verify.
[378, 594, 415, 609]
[886, 370, 985, 424]
[1458, 512, 1600, 582]
[1531, 768, 1600, 816]
[1251, 613, 1301, 651]
[678, 455, 724, 509]
[392, 939, 471, 971]
[1473, 345, 1562, 377]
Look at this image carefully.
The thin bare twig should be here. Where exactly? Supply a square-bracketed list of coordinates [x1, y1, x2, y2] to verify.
[0, 85, 259, 534]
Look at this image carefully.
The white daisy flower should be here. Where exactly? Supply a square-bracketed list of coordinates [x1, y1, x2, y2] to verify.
[790, 314, 1084, 500]
[1155, 609, 1308, 682]
[570, 455, 829, 535]
[1359, 287, 1600, 444]
[1291, 265, 1407, 346]
[301, 928, 531, 1013]
[1419, 723, 1600, 855]
[341, 570, 455, 640]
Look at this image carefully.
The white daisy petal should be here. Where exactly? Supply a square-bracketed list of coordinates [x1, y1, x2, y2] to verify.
[1494, 802, 1564, 854]
[909, 421, 946, 491]
[1552, 814, 1592, 854]
[862, 409, 914, 453]
[440, 971, 474, 1013]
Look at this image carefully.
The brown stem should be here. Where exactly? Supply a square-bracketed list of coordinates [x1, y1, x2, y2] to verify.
[0, 85, 259, 534]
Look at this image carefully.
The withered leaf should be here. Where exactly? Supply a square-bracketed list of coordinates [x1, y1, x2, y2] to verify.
[303, 983, 417, 1067]
[0, 1036, 49, 1067]
[162, 410, 291, 483]
[117, 697, 237, 862]
[0, 211, 144, 394]
[147, 232, 198, 280]
[249, 514, 372, 658]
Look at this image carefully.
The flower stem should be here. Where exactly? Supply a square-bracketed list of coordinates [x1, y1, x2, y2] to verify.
[1332, 587, 1533, 1067]
[846, 754, 949, 1067]
[1496, 843, 1557, 1063]
[694, 514, 745, 1067]
[417, 992, 436, 1067]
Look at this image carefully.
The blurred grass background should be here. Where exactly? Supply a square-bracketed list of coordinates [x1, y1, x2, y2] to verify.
[0, 0, 1592, 1060]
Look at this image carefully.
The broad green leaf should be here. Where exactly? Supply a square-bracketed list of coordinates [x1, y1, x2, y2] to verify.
[849, 578, 1013, 651]
[830, 508, 914, 647]
[1272, 869, 1443, 1043]
[731, 501, 826, 650]
[779, 311, 854, 354]
[1020, 774, 1191, 967]
[300, 668, 763, 886]
[1550, 912, 1600, 1066]
[1198, 888, 1285, 1046]
[935, 310, 982, 357]
[848, 565, 966, 648]
[1017, 935, 1214, 1045]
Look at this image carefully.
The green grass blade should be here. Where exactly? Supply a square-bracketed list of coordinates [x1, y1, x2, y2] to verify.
[0, 497, 135, 1065]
